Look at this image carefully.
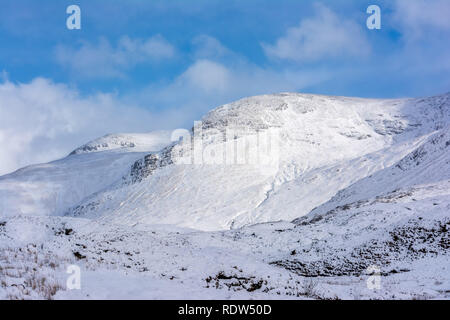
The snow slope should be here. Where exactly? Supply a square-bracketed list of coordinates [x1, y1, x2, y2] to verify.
[1, 203, 448, 299]
[66, 92, 449, 231]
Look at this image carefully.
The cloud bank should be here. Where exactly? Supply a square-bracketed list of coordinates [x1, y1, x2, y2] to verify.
[55, 35, 175, 78]
[393, 0, 450, 40]
[0, 78, 168, 175]
[262, 3, 370, 63]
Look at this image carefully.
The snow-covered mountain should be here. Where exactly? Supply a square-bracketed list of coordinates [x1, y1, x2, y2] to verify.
[0, 92, 449, 300]
[63, 93, 449, 230]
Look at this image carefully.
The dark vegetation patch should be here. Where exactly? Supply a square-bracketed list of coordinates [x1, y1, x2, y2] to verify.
[273, 219, 449, 277]
[53, 224, 74, 236]
[73, 251, 86, 260]
[205, 271, 267, 292]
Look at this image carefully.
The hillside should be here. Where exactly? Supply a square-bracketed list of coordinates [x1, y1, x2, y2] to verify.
[0, 92, 449, 299]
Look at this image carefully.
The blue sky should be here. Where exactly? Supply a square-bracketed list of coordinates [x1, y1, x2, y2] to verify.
[0, 0, 449, 174]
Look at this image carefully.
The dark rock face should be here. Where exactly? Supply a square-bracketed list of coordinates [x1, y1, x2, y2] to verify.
[69, 143, 109, 155]
[128, 146, 174, 184]
[70, 141, 137, 155]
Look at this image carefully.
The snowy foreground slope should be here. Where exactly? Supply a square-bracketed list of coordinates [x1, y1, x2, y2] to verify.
[0, 92, 449, 299]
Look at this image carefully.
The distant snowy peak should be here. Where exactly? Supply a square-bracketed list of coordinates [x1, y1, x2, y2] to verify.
[0, 130, 174, 218]
[69, 132, 172, 155]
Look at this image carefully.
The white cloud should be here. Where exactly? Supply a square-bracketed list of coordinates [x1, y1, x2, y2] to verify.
[0, 78, 177, 175]
[131, 54, 330, 119]
[262, 3, 370, 63]
[179, 60, 232, 93]
[382, 0, 450, 84]
[55, 35, 175, 78]
[393, 0, 450, 40]
[191, 35, 234, 60]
